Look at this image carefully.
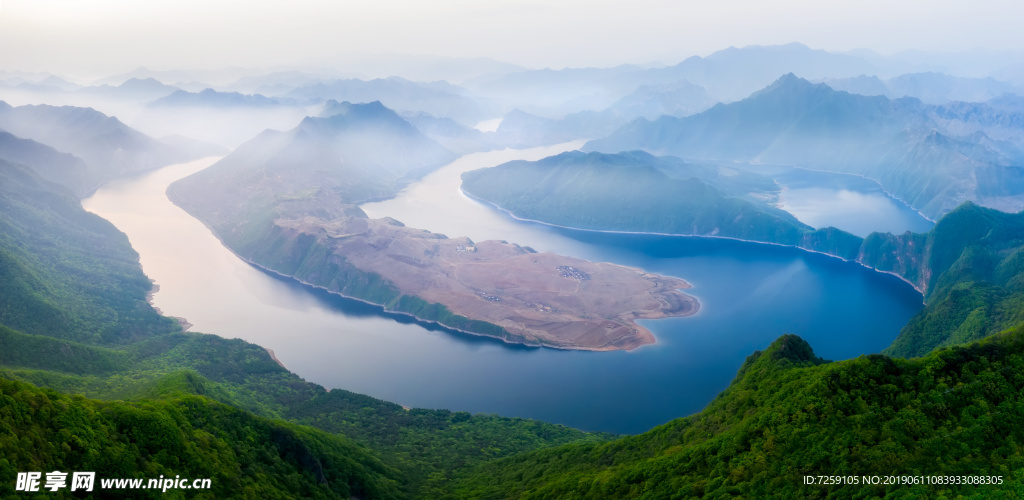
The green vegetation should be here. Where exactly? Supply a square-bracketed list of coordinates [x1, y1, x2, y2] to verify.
[461, 150, 814, 244]
[443, 331, 1024, 498]
[0, 160, 179, 344]
[0, 377, 404, 499]
[868, 202, 1024, 358]
[0, 159, 608, 498]
[0, 325, 131, 375]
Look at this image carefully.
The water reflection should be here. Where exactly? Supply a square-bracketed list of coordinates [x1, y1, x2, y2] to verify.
[772, 167, 935, 236]
[82, 148, 925, 434]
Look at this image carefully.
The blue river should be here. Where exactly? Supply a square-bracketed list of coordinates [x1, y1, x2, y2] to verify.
[84, 143, 929, 434]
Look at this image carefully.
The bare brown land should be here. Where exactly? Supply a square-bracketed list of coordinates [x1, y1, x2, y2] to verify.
[277, 215, 699, 351]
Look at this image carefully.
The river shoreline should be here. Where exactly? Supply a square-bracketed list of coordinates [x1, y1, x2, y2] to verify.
[145, 281, 194, 331]
[83, 152, 925, 434]
[459, 188, 927, 299]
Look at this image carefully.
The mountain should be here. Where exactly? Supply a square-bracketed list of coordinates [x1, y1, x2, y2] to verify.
[652, 42, 881, 101]
[585, 74, 1024, 218]
[130, 88, 311, 149]
[490, 80, 717, 148]
[0, 101, 220, 193]
[409, 80, 712, 154]
[490, 109, 582, 147]
[604, 79, 716, 119]
[466, 64, 655, 116]
[403, 112, 504, 154]
[77, 77, 181, 101]
[0, 375, 406, 499]
[37, 75, 81, 91]
[88, 66, 251, 88]
[821, 74, 891, 96]
[467, 43, 883, 116]
[0, 160, 180, 344]
[329, 54, 528, 84]
[825, 72, 1020, 104]
[863, 202, 1024, 357]
[148, 88, 294, 107]
[461, 150, 810, 243]
[224, 70, 353, 95]
[0, 131, 93, 196]
[444, 330, 1024, 498]
[284, 77, 496, 124]
[168, 100, 456, 242]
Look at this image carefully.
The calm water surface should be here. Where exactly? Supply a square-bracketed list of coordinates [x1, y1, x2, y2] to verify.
[84, 145, 924, 434]
[770, 166, 935, 237]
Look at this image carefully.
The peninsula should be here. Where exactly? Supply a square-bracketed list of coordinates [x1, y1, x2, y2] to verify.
[167, 101, 699, 350]
[256, 215, 696, 350]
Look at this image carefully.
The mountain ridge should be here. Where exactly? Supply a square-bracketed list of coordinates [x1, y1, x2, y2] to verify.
[585, 74, 1024, 218]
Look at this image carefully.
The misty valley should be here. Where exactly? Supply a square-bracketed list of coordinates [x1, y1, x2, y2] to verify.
[5, 42, 1024, 498]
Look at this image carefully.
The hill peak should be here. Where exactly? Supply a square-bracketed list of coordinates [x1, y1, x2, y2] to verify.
[756, 73, 820, 94]
[319, 100, 389, 118]
[734, 334, 826, 383]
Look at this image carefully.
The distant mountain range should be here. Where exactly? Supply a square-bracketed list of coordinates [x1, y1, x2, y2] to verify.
[284, 77, 497, 124]
[78, 77, 180, 101]
[148, 88, 297, 108]
[402, 112, 503, 155]
[0, 101, 222, 196]
[0, 131, 93, 196]
[404, 80, 717, 153]
[824, 72, 1021, 104]
[487, 81, 717, 148]
[466, 42, 892, 114]
[127, 88, 313, 149]
[585, 74, 1024, 219]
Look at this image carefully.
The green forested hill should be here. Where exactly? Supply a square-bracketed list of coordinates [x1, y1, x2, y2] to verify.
[865, 202, 1024, 358]
[460, 150, 814, 244]
[444, 331, 1024, 499]
[0, 159, 180, 343]
[458, 149, 867, 259]
[0, 377, 405, 499]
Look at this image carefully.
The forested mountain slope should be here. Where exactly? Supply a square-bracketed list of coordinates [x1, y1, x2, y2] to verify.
[864, 202, 1024, 357]
[461, 150, 812, 243]
[0, 101, 222, 195]
[445, 331, 1024, 498]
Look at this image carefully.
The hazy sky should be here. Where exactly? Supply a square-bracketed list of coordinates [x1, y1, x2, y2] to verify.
[2, 0, 1023, 77]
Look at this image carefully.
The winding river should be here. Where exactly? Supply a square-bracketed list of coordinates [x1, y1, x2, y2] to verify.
[83, 143, 926, 434]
